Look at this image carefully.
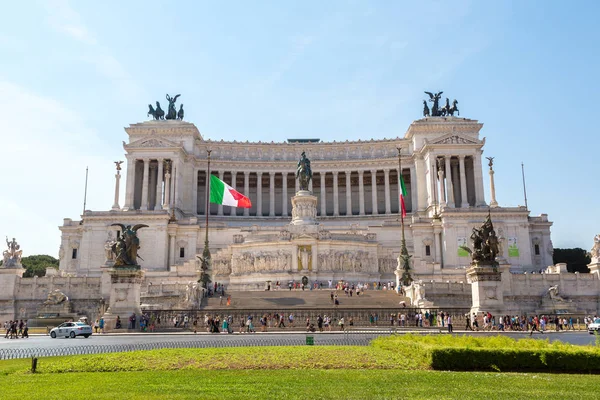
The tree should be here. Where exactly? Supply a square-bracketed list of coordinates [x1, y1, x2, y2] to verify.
[21, 255, 59, 278]
[552, 248, 590, 273]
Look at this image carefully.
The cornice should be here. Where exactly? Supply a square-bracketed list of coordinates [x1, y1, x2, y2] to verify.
[404, 117, 483, 139]
[125, 120, 202, 138]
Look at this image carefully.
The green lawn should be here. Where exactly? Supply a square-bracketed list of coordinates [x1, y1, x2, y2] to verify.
[1, 334, 599, 399]
[1, 369, 600, 399]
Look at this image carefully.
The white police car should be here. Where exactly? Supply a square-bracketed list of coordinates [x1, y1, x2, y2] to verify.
[50, 321, 93, 338]
[588, 318, 600, 335]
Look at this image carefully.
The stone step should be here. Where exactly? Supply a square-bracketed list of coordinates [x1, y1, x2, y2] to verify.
[201, 290, 411, 309]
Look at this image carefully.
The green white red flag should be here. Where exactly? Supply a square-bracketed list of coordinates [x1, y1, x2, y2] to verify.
[399, 174, 407, 218]
[209, 175, 252, 208]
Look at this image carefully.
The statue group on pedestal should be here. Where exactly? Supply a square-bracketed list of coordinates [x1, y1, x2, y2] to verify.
[461, 213, 500, 267]
[591, 234, 600, 262]
[110, 224, 148, 266]
[2, 237, 22, 268]
[423, 91, 459, 117]
[148, 94, 184, 121]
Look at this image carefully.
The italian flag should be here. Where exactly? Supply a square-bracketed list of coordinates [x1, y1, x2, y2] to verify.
[209, 175, 252, 208]
[399, 174, 407, 218]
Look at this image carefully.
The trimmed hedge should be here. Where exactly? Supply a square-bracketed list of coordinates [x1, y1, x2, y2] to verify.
[373, 334, 600, 373]
[431, 348, 600, 372]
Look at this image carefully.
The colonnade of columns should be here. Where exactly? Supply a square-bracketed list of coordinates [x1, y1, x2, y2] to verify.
[427, 154, 485, 210]
[124, 158, 173, 211]
[194, 167, 414, 217]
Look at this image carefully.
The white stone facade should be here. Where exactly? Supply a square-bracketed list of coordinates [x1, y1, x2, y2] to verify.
[57, 117, 554, 284]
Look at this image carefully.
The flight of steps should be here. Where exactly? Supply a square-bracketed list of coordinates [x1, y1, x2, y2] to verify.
[201, 289, 412, 310]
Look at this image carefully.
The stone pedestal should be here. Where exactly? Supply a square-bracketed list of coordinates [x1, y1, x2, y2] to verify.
[102, 266, 144, 331]
[0, 267, 24, 322]
[466, 265, 504, 315]
[291, 190, 318, 225]
[589, 261, 600, 278]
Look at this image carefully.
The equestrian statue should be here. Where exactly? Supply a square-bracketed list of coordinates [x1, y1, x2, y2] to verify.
[296, 151, 312, 191]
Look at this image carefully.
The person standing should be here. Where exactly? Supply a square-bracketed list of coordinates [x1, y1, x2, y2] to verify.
[99, 317, 105, 334]
[447, 315, 453, 333]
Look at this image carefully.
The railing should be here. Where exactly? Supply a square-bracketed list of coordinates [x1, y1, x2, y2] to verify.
[0, 331, 393, 360]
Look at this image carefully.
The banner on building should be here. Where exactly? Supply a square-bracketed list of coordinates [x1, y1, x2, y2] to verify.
[508, 237, 520, 257]
[457, 237, 469, 257]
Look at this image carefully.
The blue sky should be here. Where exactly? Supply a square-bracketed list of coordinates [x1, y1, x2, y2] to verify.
[1, 0, 599, 256]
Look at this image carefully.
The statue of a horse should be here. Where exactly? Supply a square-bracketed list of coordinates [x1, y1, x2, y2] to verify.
[155, 102, 165, 120]
[296, 152, 312, 191]
[449, 99, 459, 116]
[177, 104, 184, 120]
[440, 98, 451, 116]
[422, 100, 430, 117]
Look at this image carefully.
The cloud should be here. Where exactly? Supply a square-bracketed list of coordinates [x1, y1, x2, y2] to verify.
[45, 0, 96, 44]
[43, 1, 142, 103]
[0, 80, 118, 257]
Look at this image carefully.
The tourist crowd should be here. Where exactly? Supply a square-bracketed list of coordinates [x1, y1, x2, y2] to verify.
[3, 319, 29, 339]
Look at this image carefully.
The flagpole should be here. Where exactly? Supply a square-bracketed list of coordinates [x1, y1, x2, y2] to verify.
[397, 147, 412, 286]
[521, 162, 528, 211]
[200, 149, 212, 290]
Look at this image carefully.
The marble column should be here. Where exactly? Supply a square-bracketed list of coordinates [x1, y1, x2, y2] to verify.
[163, 164, 171, 210]
[429, 160, 437, 209]
[230, 171, 237, 216]
[256, 172, 262, 217]
[191, 168, 198, 214]
[333, 171, 339, 216]
[370, 169, 378, 215]
[149, 163, 157, 210]
[345, 171, 352, 216]
[473, 152, 487, 206]
[123, 156, 135, 211]
[320, 172, 326, 216]
[282, 172, 288, 217]
[308, 178, 313, 193]
[383, 169, 391, 215]
[269, 172, 275, 217]
[437, 159, 446, 207]
[112, 167, 122, 211]
[459, 155, 469, 208]
[218, 171, 224, 216]
[410, 166, 417, 213]
[489, 166, 499, 207]
[244, 171, 250, 216]
[140, 158, 150, 211]
[445, 156, 454, 208]
[155, 158, 164, 210]
[415, 156, 427, 211]
[172, 164, 178, 208]
[358, 170, 365, 216]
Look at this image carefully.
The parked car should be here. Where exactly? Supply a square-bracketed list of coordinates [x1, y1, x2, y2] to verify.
[588, 318, 600, 335]
[50, 322, 93, 338]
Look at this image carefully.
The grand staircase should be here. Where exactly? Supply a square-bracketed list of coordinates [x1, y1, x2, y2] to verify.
[201, 289, 411, 310]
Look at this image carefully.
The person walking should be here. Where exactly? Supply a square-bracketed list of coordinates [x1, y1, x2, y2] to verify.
[99, 317, 105, 334]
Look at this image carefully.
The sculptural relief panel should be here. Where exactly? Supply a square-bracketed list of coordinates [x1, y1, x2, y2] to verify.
[231, 250, 292, 275]
[317, 250, 376, 273]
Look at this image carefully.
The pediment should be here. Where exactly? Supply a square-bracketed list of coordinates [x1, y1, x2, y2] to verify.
[125, 136, 180, 149]
[428, 133, 481, 145]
